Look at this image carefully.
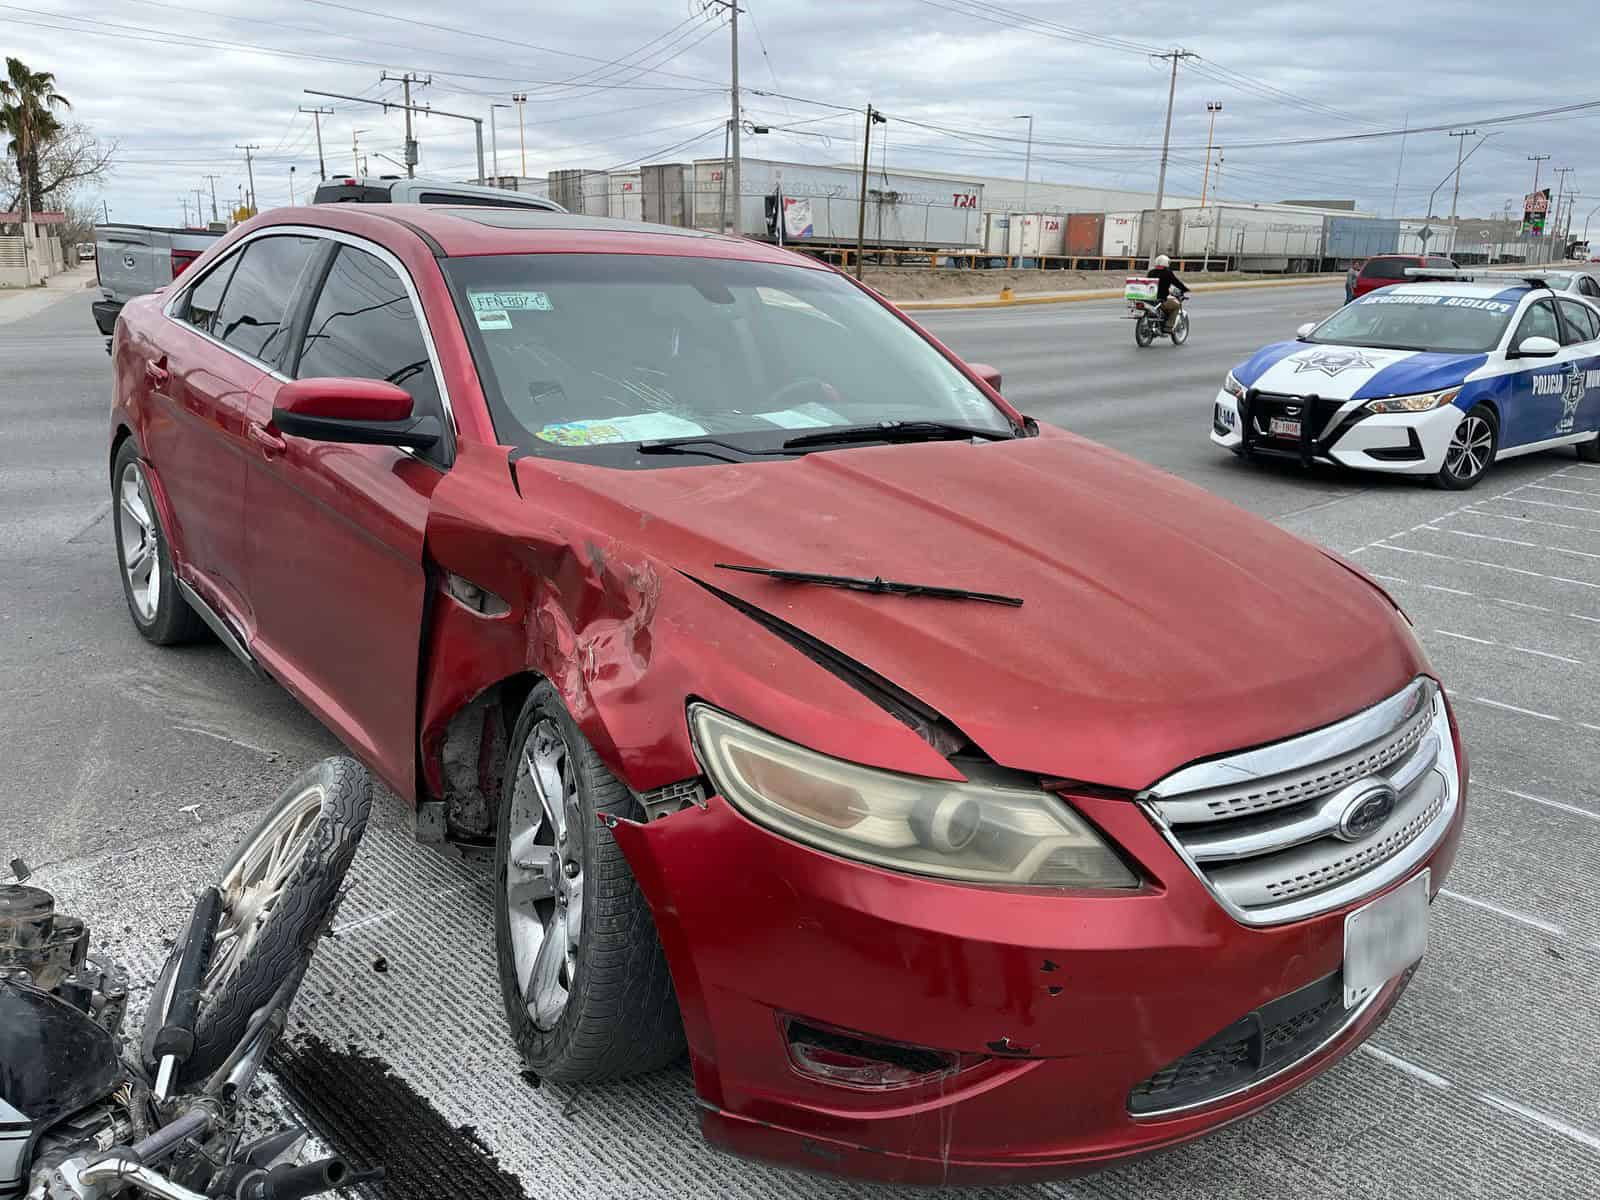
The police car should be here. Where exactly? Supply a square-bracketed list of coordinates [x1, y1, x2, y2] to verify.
[1211, 272, 1600, 488]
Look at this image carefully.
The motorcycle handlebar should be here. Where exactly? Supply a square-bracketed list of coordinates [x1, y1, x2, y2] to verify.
[232, 1156, 353, 1200]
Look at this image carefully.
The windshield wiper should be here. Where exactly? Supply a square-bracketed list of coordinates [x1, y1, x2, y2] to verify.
[635, 436, 799, 462]
[716, 563, 1024, 607]
[781, 419, 1017, 451]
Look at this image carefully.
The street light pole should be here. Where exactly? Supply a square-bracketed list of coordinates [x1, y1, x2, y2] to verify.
[1013, 114, 1033, 213]
[490, 103, 511, 185]
[1199, 101, 1222, 207]
[513, 93, 527, 177]
[1446, 128, 1476, 237]
[289, 165, 297, 206]
[351, 127, 369, 177]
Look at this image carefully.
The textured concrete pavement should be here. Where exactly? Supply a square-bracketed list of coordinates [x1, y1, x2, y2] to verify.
[5, 286, 1597, 1198]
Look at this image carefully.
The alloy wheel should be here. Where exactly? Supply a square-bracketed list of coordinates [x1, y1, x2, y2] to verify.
[117, 461, 160, 622]
[206, 783, 325, 997]
[1444, 414, 1493, 482]
[505, 719, 584, 1031]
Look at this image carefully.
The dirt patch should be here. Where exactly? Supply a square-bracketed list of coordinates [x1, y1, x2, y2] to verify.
[270, 1034, 530, 1200]
[859, 266, 1335, 302]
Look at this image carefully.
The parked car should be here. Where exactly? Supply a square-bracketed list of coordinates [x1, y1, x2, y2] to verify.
[310, 175, 564, 210]
[76, 241, 95, 262]
[1349, 252, 1457, 300]
[109, 205, 1465, 1185]
[1481, 267, 1600, 302]
[1213, 273, 1600, 488]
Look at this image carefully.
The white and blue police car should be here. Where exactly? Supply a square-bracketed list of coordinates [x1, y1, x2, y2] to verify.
[1211, 272, 1600, 489]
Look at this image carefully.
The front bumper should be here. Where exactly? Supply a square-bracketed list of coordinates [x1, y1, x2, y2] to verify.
[1210, 389, 1466, 476]
[610, 729, 1467, 1185]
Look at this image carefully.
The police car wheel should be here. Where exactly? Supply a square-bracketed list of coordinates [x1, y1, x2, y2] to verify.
[1435, 404, 1497, 490]
[1578, 432, 1600, 463]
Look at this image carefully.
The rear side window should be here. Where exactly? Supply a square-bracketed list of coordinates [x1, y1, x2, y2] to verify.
[295, 245, 441, 419]
[1513, 299, 1560, 347]
[1425, 257, 1454, 270]
[1557, 299, 1600, 344]
[1362, 258, 1413, 280]
[182, 255, 239, 335]
[213, 236, 320, 366]
[1580, 276, 1600, 300]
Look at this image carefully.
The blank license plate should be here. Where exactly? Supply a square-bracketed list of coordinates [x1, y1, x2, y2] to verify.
[1268, 417, 1302, 438]
[1343, 869, 1429, 1009]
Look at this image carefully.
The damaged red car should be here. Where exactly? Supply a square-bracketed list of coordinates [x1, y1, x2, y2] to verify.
[108, 205, 1467, 1185]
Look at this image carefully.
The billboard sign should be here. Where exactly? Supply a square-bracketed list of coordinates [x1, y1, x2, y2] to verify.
[1522, 188, 1551, 235]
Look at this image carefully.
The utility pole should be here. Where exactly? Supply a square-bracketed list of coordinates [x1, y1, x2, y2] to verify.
[289, 165, 297, 206]
[1014, 114, 1034, 212]
[490, 103, 511, 185]
[101, 199, 109, 223]
[855, 104, 886, 280]
[351, 127, 368, 177]
[1528, 153, 1550, 242]
[298, 105, 333, 180]
[513, 93, 527, 177]
[236, 144, 260, 213]
[382, 71, 429, 177]
[1390, 111, 1409, 219]
[1199, 101, 1222, 207]
[702, 1, 742, 231]
[179, 196, 189, 227]
[1552, 167, 1574, 258]
[1447, 128, 1475, 235]
[305, 90, 485, 184]
[203, 175, 221, 223]
[1150, 49, 1197, 259]
[193, 189, 205, 226]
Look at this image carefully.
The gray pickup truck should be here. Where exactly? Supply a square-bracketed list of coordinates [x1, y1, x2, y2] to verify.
[93, 177, 564, 336]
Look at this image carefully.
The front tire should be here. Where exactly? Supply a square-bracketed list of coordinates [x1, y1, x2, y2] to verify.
[1170, 311, 1190, 346]
[494, 682, 683, 1083]
[112, 439, 203, 645]
[1435, 404, 1497, 490]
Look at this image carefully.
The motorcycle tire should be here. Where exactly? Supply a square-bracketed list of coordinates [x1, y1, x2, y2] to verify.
[1134, 319, 1155, 348]
[142, 757, 371, 1086]
[1171, 312, 1190, 346]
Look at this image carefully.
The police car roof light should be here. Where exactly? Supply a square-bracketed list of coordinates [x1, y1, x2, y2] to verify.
[1402, 267, 1556, 289]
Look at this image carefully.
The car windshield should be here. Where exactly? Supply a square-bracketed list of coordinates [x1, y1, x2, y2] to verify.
[443, 253, 1012, 463]
[1308, 291, 1517, 353]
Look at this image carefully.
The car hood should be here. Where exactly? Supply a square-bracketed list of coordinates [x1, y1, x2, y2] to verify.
[521, 431, 1425, 790]
[1233, 340, 1488, 402]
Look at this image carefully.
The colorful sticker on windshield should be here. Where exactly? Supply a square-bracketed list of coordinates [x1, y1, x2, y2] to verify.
[472, 307, 512, 330]
[471, 290, 552, 312]
[535, 413, 707, 446]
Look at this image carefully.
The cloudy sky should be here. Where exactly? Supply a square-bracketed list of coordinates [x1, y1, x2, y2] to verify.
[5, 0, 1595, 228]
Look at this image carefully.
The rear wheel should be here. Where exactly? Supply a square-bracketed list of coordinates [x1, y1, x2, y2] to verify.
[1435, 404, 1497, 490]
[112, 439, 203, 645]
[1134, 316, 1155, 348]
[494, 682, 684, 1083]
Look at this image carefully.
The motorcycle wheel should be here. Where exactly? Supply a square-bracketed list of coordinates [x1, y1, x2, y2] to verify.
[142, 757, 371, 1086]
[1170, 312, 1190, 346]
[1134, 318, 1155, 348]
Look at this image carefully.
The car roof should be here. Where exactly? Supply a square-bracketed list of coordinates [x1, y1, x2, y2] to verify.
[1366, 280, 1529, 299]
[258, 203, 827, 268]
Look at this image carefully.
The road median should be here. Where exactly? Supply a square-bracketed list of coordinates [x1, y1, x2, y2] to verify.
[896, 274, 1344, 311]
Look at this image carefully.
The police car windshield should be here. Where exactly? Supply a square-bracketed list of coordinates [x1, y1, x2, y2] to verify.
[1311, 292, 1517, 353]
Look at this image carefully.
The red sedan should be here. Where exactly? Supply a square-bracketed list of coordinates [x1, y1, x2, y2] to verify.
[108, 205, 1466, 1185]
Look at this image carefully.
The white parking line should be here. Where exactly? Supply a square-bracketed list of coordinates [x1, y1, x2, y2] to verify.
[1481, 1094, 1600, 1154]
[1367, 573, 1600, 630]
[1461, 696, 1563, 722]
[1362, 1047, 1600, 1155]
[1481, 784, 1600, 825]
[1462, 509, 1600, 536]
[1522, 484, 1600, 500]
[1439, 888, 1566, 937]
[1431, 630, 1585, 666]
[1365, 542, 1600, 589]
[1426, 526, 1600, 563]
[1493, 495, 1600, 516]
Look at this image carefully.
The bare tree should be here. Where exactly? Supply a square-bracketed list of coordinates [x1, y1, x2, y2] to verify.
[0, 122, 115, 214]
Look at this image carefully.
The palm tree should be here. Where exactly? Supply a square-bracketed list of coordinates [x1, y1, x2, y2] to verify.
[0, 57, 71, 216]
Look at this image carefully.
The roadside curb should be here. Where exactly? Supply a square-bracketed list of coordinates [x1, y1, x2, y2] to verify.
[896, 275, 1344, 312]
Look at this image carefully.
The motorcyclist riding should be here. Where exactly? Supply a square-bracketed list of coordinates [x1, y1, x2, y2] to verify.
[1151, 254, 1189, 332]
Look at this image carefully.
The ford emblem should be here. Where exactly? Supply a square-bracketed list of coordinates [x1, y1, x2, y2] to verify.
[1337, 781, 1399, 841]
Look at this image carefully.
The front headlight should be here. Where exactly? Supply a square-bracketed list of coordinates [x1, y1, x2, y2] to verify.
[1223, 371, 1246, 399]
[690, 705, 1138, 888]
[1364, 386, 1460, 414]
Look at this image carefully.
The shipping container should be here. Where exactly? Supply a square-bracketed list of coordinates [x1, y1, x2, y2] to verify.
[1101, 211, 1142, 258]
[982, 212, 1010, 255]
[685, 157, 985, 249]
[1177, 206, 1324, 263]
[1065, 212, 1103, 257]
[546, 169, 589, 214]
[1324, 215, 1400, 260]
[1138, 209, 1181, 259]
[641, 163, 692, 228]
[608, 170, 643, 221]
[1004, 213, 1063, 258]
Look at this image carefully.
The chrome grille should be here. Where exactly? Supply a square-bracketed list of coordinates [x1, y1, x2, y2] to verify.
[1141, 679, 1460, 926]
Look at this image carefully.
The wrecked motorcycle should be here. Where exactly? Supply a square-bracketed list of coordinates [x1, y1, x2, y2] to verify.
[1, 758, 374, 1200]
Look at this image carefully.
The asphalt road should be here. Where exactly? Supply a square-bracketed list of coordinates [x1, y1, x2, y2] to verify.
[5, 283, 1598, 1199]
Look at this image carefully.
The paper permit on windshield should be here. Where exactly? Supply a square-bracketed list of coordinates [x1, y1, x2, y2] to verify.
[753, 401, 844, 429]
[535, 413, 707, 446]
[469, 290, 551, 330]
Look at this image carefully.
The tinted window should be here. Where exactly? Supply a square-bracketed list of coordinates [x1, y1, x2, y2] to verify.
[1425, 257, 1454, 269]
[1581, 276, 1600, 299]
[213, 236, 319, 366]
[1362, 258, 1415, 280]
[182, 255, 238, 334]
[1558, 299, 1599, 344]
[417, 191, 549, 209]
[296, 245, 441, 418]
[1513, 300, 1560, 347]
